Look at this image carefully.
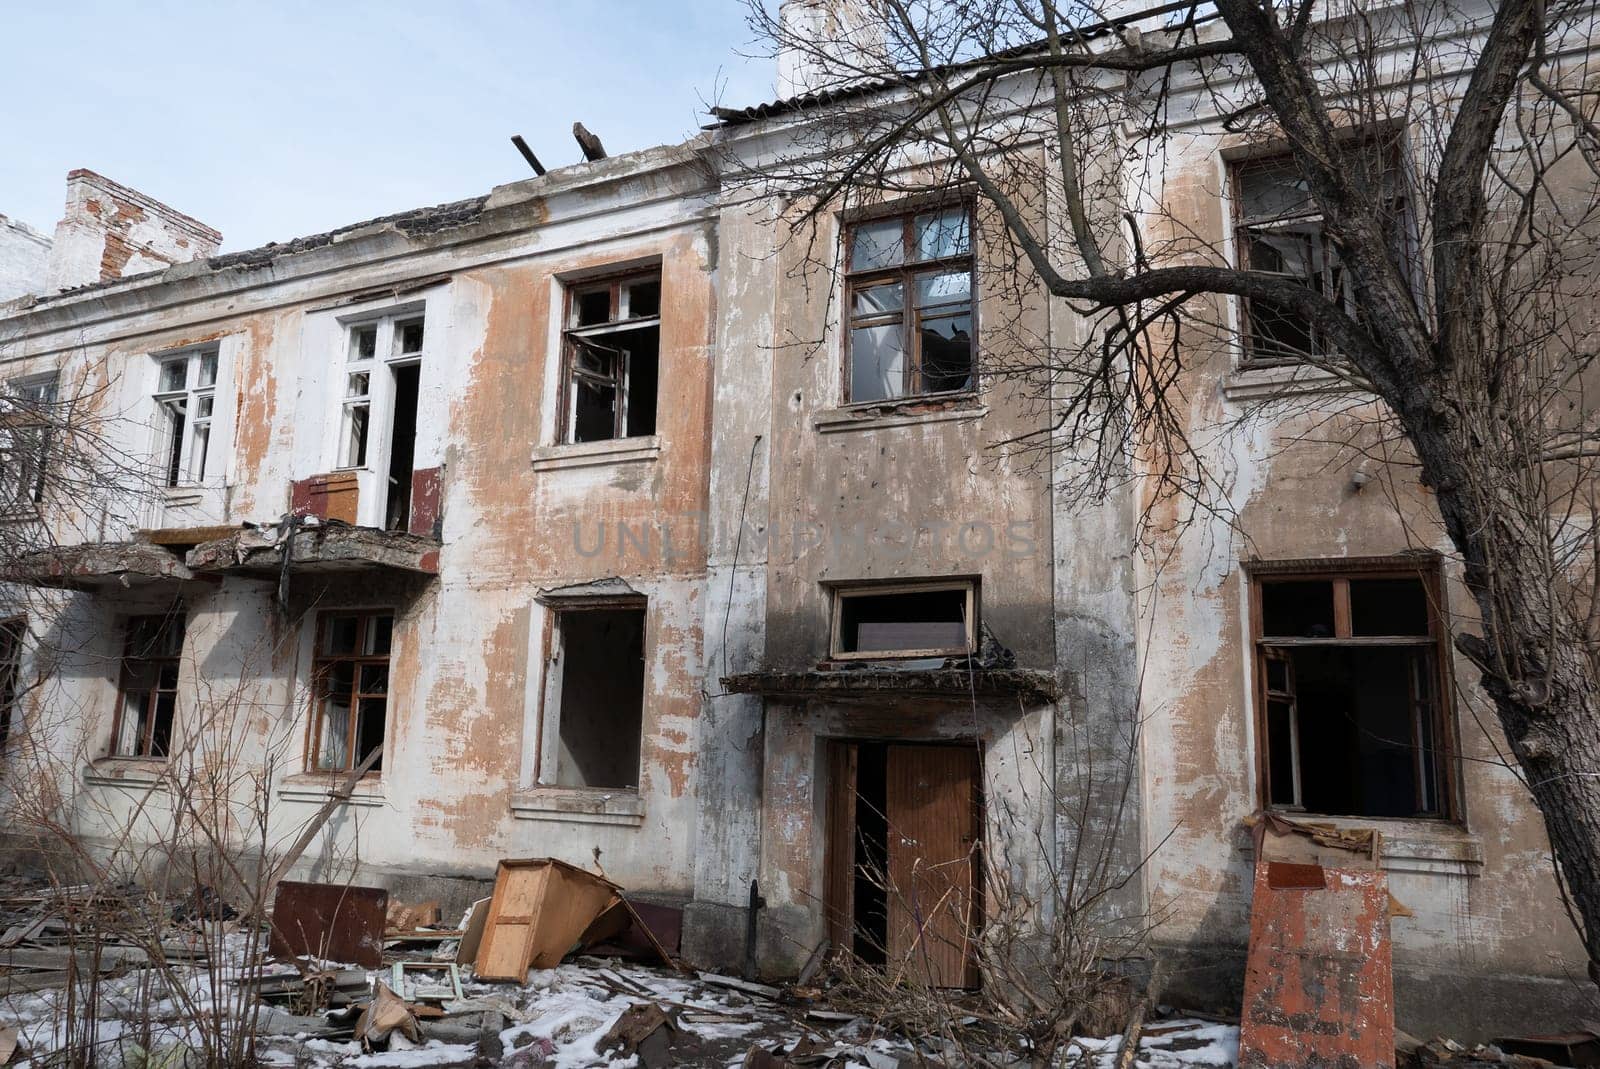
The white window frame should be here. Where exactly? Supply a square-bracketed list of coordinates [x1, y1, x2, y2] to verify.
[0, 373, 58, 513]
[152, 347, 218, 489]
[332, 309, 426, 472]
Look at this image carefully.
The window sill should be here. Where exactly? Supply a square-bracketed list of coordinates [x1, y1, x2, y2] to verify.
[531, 436, 661, 472]
[277, 773, 387, 808]
[1222, 363, 1363, 403]
[511, 787, 645, 826]
[83, 758, 168, 790]
[813, 396, 986, 434]
[1239, 815, 1484, 877]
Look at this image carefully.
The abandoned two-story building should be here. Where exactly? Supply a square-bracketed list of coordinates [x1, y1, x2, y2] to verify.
[0, 0, 1593, 1040]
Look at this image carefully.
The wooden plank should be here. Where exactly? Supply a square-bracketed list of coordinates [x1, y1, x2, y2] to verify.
[824, 740, 858, 952]
[885, 744, 979, 989]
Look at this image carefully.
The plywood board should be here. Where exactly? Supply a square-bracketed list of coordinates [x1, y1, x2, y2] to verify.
[885, 744, 979, 988]
[824, 740, 858, 951]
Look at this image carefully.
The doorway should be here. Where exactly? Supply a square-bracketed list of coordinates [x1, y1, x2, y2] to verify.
[825, 740, 982, 988]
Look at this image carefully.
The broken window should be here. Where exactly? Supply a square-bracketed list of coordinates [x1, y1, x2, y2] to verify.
[310, 611, 392, 773]
[0, 375, 57, 511]
[831, 581, 976, 659]
[561, 273, 660, 443]
[153, 348, 218, 487]
[844, 205, 975, 403]
[1252, 563, 1452, 818]
[1231, 142, 1411, 365]
[337, 314, 425, 531]
[0, 618, 24, 752]
[113, 612, 185, 759]
[544, 603, 646, 789]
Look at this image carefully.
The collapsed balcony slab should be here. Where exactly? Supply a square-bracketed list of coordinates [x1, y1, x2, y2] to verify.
[186, 523, 441, 578]
[721, 666, 1061, 705]
[5, 541, 194, 591]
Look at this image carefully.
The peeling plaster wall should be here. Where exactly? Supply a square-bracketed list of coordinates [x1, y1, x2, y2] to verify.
[0, 147, 720, 914]
[1126, 84, 1593, 1034]
[0, 214, 50, 304]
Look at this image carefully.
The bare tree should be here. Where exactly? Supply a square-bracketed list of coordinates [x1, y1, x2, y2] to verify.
[725, 0, 1600, 974]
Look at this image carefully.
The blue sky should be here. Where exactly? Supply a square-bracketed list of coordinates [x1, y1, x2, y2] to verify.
[2, 1, 773, 251]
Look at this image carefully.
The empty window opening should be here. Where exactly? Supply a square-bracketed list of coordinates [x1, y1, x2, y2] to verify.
[1255, 569, 1449, 818]
[0, 376, 57, 510]
[311, 611, 393, 773]
[833, 582, 975, 658]
[561, 274, 661, 444]
[0, 618, 24, 751]
[551, 605, 645, 789]
[113, 612, 186, 758]
[154, 348, 218, 487]
[1231, 141, 1411, 365]
[845, 205, 975, 403]
[386, 363, 421, 531]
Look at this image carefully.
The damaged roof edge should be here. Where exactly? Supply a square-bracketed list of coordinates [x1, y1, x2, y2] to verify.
[5, 137, 715, 327]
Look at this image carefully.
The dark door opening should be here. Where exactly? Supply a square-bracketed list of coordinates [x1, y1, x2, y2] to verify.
[826, 739, 982, 988]
[385, 364, 420, 532]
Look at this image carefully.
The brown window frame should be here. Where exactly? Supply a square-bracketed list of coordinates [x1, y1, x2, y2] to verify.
[558, 270, 662, 444]
[111, 612, 186, 759]
[828, 579, 978, 661]
[1228, 140, 1411, 367]
[307, 609, 394, 774]
[0, 616, 24, 752]
[1247, 556, 1458, 821]
[843, 201, 978, 403]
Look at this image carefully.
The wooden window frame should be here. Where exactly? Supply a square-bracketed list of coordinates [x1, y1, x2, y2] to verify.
[558, 271, 662, 444]
[307, 609, 394, 774]
[1228, 140, 1411, 368]
[829, 579, 978, 661]
[110, 612, 186, 760]
[843, 201, 978, 404]
[1246, 556, 1459, 821]
[0, 616, 24, 751]
[0, 375, 57, 514]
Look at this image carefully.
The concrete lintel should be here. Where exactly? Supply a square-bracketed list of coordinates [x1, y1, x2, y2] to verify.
[536, 576, 642, 604]
[186, 523, 441, 578]
[6, 541, 194, 591]
[721, 666, 1062, 705]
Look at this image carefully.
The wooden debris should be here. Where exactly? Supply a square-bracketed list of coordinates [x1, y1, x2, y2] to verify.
[355, 980, 421, 1050]
[697, 971, 782, 1000]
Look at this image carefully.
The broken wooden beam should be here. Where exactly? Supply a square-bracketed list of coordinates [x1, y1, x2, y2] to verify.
[573, 122, 607, 161]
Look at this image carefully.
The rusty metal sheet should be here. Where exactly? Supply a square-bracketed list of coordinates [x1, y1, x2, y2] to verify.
[269, 881, 388, 968]
[1238, 860, 1394, 1069]
[408, 466, 443, 539]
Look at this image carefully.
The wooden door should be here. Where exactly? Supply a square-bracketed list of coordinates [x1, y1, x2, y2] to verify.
[885, 744, 980, 987]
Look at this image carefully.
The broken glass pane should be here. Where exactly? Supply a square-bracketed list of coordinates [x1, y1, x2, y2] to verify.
[576, 288, 612, 327]
[852, 282, 903, 317]
[325, 616, 360, 655]
[397, 319, 425, 355]
[914, 209, 970, 261]
[197, 350, 218, 388]
[849, 323, 906, 402]
[850, 219, 904, 271]
[919, 313, 973, 393]
[626, 279, 661, 319]
[916, 270, 970, 306]
[346, 372, 369, 398]
[364, 615, 393, 656]
[573, 378, 617, 442]
[350, 325, 378, 362]
[159, 359, 187, 393]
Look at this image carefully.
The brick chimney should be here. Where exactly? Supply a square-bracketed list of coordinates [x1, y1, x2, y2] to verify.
[44, 170, 221, 293]
[777, 0, 887, 99]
